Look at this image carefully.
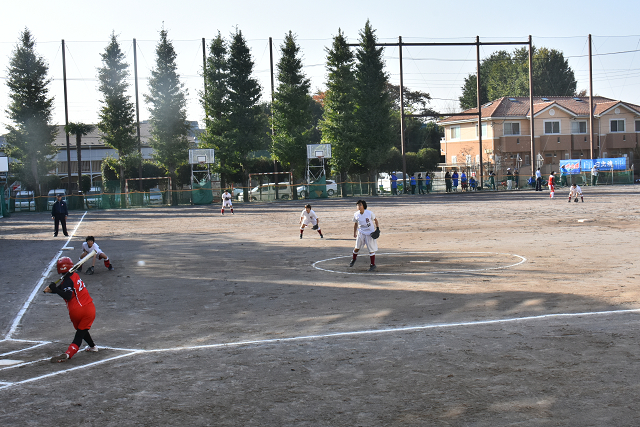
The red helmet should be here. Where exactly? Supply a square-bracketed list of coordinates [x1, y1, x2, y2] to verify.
[57, 257, 74, 274]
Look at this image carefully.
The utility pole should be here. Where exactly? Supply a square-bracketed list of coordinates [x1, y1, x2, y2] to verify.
[476, 36, 483, 188]
[62, 40, 72, 193]
[270, 37, 278, 199]
[133, 38, 142, 190]
[528, 35, 535, 177]
[588, 34, 595, 160]
[399, 36, 407, 193]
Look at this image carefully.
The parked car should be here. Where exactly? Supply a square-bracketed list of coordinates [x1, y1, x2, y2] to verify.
[47, 189, 67, 209]
[238, 182, 291, 201]
[15, 190, 36, 211]
[297, 179, 338, 198]
[85, 187, 102, 208]
[149, 188, 163, 205]
[232, 188, 244, 199]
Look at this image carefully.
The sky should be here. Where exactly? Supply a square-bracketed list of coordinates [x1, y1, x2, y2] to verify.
[2, 0, 640, 135]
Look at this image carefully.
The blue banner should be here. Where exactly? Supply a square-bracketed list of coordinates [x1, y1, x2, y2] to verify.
[560, 157, 628, 173]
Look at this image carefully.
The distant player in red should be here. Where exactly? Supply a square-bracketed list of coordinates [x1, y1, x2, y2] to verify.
[44, 257, 99, 362]
[548, 171, 556, 199]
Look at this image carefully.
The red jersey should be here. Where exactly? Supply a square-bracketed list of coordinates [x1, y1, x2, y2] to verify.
[59, 272, 93, 312]
[548, 175, 555, 186]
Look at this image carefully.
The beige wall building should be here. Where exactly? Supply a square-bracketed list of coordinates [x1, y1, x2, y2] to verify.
[438, 96, 638, 177]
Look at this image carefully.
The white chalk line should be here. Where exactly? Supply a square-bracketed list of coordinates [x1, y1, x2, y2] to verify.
[0, 351, 141, 390]
[0, 341, 50, 357]
[312, 251, 527, 275]
[3, 308, 640, 391]
[4, 212, 87, 340]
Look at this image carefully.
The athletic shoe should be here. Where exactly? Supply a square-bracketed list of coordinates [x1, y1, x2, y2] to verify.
[84, 345, 99, 353]
[86, 266, 94, 275]
[320, 234, 324, 239]
[349, 259, 355, 267]
[53, 233, 58, 237]
[108, 265, 114, 271]
[368, 265, 377, 272]
[300, 234, 303, 239]
[50, 353, 69, 363]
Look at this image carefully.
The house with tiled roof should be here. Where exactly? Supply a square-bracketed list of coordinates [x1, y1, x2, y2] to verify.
[438, 96, 638, 178]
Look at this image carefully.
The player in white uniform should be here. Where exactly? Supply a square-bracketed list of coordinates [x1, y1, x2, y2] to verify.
[221, 190, 234, 215]
[568, 183, 584, 202]
[299, 204, 323, 239]
[350, 200, 379, 272]
[78, 235, 113, 275]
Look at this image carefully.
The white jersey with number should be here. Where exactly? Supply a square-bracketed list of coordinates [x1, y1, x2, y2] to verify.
[82, 241, 103, 256]
[300, 209, 318, 226]
[353, 209, 376, 236]
[569, 185, 583, 198]
[222, 192, 233, 207]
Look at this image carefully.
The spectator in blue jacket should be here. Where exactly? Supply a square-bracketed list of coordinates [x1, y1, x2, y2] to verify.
[391, 172, 398, 195]
[410, 174, 417, 194]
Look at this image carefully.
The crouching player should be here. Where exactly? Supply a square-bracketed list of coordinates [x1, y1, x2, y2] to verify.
[44, 257, 98, 362]
[221, 189, 234, 215]
[568, 183, 584, 202]
[79, 236, 113, 275]
[299, 204, 323, 239]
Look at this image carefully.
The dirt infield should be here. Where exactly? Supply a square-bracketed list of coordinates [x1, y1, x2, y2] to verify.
[1, 185, 640, 426]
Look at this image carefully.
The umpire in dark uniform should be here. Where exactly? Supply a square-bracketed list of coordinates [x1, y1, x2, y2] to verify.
[51, 194, 69, 237]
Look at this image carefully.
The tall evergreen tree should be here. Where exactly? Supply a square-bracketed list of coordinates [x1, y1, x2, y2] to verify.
[319, 29, 357, 195]
[97, 32, 138, 207]
[271, 31, 313, 190]
[226, 28, 267, 200]
[353, 20, 394, 194]
[200, 32, 232, 188]
[5, 28, 58, 199]
[145, 28, 191, 205]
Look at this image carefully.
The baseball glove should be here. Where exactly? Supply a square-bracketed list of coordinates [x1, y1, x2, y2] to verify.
[312, 224, 319, 230]
[370, 227, 380, 239]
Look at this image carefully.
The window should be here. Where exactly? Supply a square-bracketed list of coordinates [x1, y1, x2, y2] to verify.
[610, 119, 625, 132]
[450, 126, 460, 140]
[475, 123, 488, 137]
[544, 121, 560, 134]
[451, 155, 457, 164]
[571, 121, 587, 134]
[635, 120, 640, 132]
[466, 155, 472, 164]
[525, 154, 530, 165]
[504, 122, 520, 135]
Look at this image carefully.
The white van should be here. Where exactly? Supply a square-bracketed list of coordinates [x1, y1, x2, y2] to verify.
[85, 187, 102, 208]
[47, 189, 67, 209]
[15, 191, 36, 211]
[239, 182, 291, 201]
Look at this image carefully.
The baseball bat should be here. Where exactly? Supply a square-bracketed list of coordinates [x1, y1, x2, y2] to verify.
[46, 249, 97, 289]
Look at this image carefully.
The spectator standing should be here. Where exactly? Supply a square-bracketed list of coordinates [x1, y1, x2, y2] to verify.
[425, 173, 431, 194]
[391, 172, 398, 195]
[410, 174, 416, 194]
[461, 171, 468, 191]
[417, 173, 425, 194]
[452, 171, 459, 192]
[560, 165, 568, 187]
[445, 172, 452, 193]
[535, 168, 543, 191]
[514, 169, 520, 189]
[506, 168, 513, 190]
[591, 164, 598, 186]
[489, 171, 496, 191]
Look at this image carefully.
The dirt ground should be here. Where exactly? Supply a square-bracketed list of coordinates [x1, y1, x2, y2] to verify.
[1, 185, 640, 426]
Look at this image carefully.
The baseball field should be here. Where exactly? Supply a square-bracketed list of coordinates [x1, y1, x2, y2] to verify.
[1, 185, 639, 426]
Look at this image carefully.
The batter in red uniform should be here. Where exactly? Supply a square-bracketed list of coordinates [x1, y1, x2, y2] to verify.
[44, 257, 99, 362]
[548, 171, 556, 199]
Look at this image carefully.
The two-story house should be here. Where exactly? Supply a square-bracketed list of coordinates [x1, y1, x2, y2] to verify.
[438, 96, 639, 177]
